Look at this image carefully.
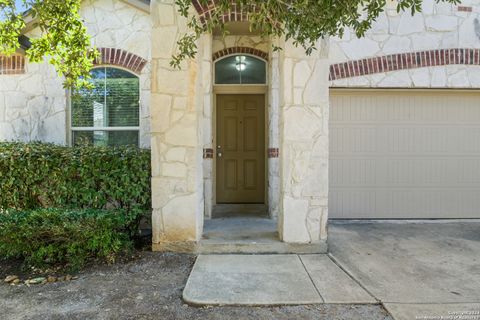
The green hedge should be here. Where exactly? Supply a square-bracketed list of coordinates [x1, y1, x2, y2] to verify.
[0, 208, 133, 270]
[0, 142, 151, 215]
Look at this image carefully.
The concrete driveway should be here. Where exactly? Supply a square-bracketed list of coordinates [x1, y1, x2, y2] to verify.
[329, 221, 480, 320]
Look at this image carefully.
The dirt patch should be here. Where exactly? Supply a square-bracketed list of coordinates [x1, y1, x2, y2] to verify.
[0, 252, 393, 320]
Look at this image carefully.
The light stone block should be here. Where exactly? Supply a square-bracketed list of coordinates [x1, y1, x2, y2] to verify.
[151, 26, 178, 59]
[162, 162, 187, 178]
[397, 13, 425, 35]
[155, 67, 189, 96]
[153, 3, 175, 26]
[164, 115, 197, 146]
[304, 62, 329, 105]
[467, 67, 480, 86]
[4, 92, 28, 109]
[339, 38, 380, 60]
[283, 107, 323, 141]
[281, 196, 310, 243]
[422, 0, 435, 15]
[410, 68, 431, 87]
[458, 17, 480, 47]
[293, 60, 310, 87]
[426, 15, 458, 31]
[303, 158, 329, 197]
[161, 193, 201, 241]
[448, 69, 470, 87]
[151, 177, 187, 209]
[431, 68, 447, 87]
[0, 97, 5, 122]
[165, 147, 186, 162]
[382, 36, 411, 54]
[150, 94, 172, 133]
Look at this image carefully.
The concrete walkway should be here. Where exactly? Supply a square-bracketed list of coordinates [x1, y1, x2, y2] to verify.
[184, 221, 480, 320]
[183, 254, 376, 305]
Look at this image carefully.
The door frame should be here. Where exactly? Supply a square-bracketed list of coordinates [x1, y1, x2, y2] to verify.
[213, 85, 269, 208]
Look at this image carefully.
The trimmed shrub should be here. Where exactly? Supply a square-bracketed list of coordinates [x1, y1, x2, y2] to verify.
[0, 208, 134, 270]
[0, 142, 151, 234]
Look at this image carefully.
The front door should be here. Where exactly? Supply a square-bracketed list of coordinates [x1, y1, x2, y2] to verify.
[216, 94, 265, 203]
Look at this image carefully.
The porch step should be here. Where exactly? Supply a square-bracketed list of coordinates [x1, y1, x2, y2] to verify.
[197, 217, 327, 254]
[212, 204, 268, 218]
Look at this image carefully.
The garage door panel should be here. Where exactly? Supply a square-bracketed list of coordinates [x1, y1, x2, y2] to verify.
[332, 188, 480, 219]
[330, 90, 480, 219]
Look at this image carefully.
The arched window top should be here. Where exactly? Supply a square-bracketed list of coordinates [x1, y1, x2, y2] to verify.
[71, 67, 140, 146]
[95, 48, 147, 74]
[215, 55, 266, 85]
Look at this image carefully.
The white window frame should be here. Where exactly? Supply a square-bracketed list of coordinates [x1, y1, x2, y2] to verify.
[69, 66, 141, 146]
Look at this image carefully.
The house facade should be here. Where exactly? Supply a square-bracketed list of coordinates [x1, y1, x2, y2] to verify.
[1, 0, 479, 250]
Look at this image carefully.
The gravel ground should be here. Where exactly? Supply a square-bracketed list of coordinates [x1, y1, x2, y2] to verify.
[0, 252, 393, 320]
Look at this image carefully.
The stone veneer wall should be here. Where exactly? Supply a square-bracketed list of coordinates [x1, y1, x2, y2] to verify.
[0, 0, 152, 146]
[329, 0, 480, 87]
[278, 40, 329, 243]
[150, 0, 207, 250]
[0, 53, 65, 143]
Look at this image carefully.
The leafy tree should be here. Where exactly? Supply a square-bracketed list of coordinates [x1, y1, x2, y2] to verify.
[0, 0, 97, 88]
[1, 0, 460, 87]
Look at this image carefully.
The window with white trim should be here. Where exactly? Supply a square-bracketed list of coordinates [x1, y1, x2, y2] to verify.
[71, 67, 140, 146]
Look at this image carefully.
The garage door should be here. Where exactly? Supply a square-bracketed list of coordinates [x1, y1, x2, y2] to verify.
[330, 89, 480, 219]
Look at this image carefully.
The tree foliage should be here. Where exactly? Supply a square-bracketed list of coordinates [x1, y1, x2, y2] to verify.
[171, 0, 459, 67]
[0, 0, 97, 88]
[1, 0, 460, 86]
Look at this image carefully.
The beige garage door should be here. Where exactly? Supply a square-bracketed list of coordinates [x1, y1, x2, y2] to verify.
[330, 89, 480, 219]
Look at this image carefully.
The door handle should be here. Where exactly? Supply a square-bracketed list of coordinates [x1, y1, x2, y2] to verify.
[218, 152, 222, 158]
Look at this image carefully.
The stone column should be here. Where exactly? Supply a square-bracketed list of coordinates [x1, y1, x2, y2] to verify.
[278, 40, 330, 245]
[150, 0, 205, 251]
[268, 48, 281, 218]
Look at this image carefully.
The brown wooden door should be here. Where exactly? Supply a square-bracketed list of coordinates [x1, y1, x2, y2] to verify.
[216, 94, 265, 203]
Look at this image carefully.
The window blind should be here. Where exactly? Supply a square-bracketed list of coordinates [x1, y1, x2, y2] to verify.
[71, 67, 140, 147]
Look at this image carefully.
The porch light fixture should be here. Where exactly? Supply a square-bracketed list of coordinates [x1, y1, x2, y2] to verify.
[235, 55, 246, 71]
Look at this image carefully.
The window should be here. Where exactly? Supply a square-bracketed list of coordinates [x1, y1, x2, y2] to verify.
[71, 67, 140, 146]
[215, 55, 266, 84]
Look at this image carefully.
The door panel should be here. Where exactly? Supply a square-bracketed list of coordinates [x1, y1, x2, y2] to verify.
[217, 94, 265, 203]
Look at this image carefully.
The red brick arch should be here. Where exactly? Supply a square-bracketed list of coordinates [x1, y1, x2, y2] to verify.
[0, 54, 26, 75]
[95, 48, 147, 74]
[329, 48, 480, 81]
[193, 0, 251, 23]
[213, 47, 269, 62]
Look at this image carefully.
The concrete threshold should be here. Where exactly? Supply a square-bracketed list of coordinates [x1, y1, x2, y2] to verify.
[196, 217, 327, 254]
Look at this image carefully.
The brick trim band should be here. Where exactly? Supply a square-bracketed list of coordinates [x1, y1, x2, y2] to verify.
[193, 0, 250, 23]
[268, 148, 279, 158]
[457, 6, 472, 12]
[329, 48, 480, 81]
[203, 148, 214, 159]
[0, 55, 26, 75]
[95, 48, 147, 74]
[213, 46, 269, 62]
